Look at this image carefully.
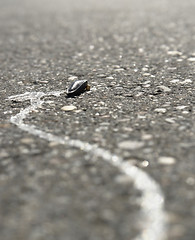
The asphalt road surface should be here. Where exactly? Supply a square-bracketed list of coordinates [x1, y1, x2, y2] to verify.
[0, 0, 195, 240]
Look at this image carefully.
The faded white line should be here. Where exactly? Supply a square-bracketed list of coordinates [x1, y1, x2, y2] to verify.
[9, 91, 167, 240]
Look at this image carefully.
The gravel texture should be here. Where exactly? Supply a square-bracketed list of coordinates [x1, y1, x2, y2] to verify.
[0, 0, 195, 240]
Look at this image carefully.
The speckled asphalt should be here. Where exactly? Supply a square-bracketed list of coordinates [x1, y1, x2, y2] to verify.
[0, 0, 195, 240]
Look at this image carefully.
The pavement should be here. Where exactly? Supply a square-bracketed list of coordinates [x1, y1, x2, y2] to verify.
[0, 0, 195, 240]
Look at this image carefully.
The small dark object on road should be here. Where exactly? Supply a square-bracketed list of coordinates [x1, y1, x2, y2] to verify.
[67, 80, 90, 97]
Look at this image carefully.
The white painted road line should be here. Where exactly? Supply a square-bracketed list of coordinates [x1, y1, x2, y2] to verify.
[9, 91, 167, 240]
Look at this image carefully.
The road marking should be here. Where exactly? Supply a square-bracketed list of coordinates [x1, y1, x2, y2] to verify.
[9, 91, 167, 240]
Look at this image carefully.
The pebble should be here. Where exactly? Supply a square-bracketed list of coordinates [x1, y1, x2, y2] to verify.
[163, 102, 171, 107]
[158, 156, 176, 165]
[68, 76, 78, 81]
[40, 59, 47, 64]
[154, 108, 167, 113]
[170, 79, 180, 84]
[74, 109, 82, 113]
[89, 45, 94, 50]
[165, 118, 176, 124]
[187, 57, 195, 62]
[61, 105, 77, 111]
[141, 134, 153, 140]
[167, 50, 182, 56]
[157, 85, 171, 93]
[180, 79, 192, 84]
[118, 140, 144, 150]
[186, 177, 195, 186]
[18, 81, 24, 85]
[143, 73, 151, 76]
[49, 142, 60, 147]
[182, 111, 189, 114]
[114, 68, 125, 72]
[113, 65, 122, 69]
[135, 92, 144, 97]
[138, 115, 146, 119]
[175, 106, 187, 110]
[167, 67, 177, 71]
[139, 160, 149, 168]
[106, 76, 114, 80]
[97, 74, 107, 78]
[142, 67, 148, 72]
[142, 80, 151, 85]
[178, 126, 187, 131]
[122, 127, 133, 132]
[138, 48, 144, 53]
[143, 84, 151, 88]
[20, 138, 34, 144]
